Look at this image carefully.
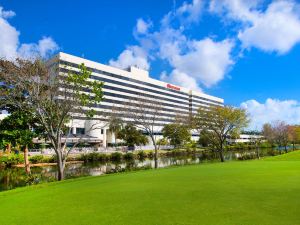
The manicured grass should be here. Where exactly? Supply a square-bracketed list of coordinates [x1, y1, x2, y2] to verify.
[1, 152, 300, 225]
[263, 149, 300, 161]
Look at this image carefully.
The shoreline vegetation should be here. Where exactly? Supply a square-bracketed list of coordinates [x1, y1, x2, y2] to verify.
[0, 151, 300, 225]
[1, 144, 298, 169]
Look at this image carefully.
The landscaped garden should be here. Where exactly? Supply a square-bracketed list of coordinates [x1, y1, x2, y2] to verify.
[0, 151, 299, 225]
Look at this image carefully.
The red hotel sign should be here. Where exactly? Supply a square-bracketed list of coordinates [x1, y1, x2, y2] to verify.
[167, 84, 181, 91]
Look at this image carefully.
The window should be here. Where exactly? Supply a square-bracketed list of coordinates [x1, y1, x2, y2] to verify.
[76, 128, 85, 135]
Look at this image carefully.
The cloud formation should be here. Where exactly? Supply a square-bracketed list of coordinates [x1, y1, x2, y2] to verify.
[210, 0, 300, 54]
[241, 98, 300, 130]
[110, 0, 234, 91]
[0, 6, 59, 60]
[108, 45, 149, 70]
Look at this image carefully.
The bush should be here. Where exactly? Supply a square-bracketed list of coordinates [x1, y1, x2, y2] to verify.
[0, 154, 24, 167]
[147, 151, 154, 159]
[137, 151, 147, 160]
[110, 152, 123, 162]
[123, 152, 135, 161]
[79, 153, 108, 162]
[29, 155, 44, 164]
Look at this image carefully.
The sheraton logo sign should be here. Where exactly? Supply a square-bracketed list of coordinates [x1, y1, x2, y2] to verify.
[167, 84, 180, 91]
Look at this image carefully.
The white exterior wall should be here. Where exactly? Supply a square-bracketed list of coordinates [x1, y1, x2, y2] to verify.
[53, 52, 224, 146]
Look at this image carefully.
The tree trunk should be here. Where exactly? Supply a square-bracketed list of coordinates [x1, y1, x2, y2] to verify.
[24, 145, 31, 175]
[151, 135, 158, 169]
[154, 143, 158, 169]
[56, 151, 65, 181]
[256, 146, 260, 159]
[6, 143, 11, 154]
[219, 150, 225, 162]
[293, 142, 295, 151]
[219, 142, 225, 162]
[57, 160, 65, 181]
[284, 145, 287, 153]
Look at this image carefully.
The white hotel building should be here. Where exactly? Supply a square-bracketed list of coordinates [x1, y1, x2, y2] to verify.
[51, 52, 224, 147]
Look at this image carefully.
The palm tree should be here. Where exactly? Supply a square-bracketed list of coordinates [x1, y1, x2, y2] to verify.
[108, 116, 123, 146]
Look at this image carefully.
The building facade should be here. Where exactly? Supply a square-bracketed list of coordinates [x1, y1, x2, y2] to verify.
[51, 52, 224, 147]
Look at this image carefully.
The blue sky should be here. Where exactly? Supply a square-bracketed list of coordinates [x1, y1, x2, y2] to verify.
[1, 0, 300, 129]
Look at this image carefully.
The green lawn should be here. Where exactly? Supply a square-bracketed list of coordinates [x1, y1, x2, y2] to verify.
[1, 152, 300, 225]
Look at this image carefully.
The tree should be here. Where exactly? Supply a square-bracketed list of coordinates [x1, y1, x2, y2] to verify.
[108, 114, 123, 145]
[0, 59, 104, 180]
[121, 96, 163, 168]
[162, 123, 191, 148]
[262, 123, 275, 148]
[288, 125, 300, 150]
[273, 121, 289, 153]
[0, 111, 38, 174]
[118, 124, 148, 149]
[198, 129, 210, 147]
[263, 121, 289, 153]
[194, 106, 249, 162]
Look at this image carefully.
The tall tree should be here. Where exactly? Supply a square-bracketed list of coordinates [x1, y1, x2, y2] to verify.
[194, 106, 249, 162]
[118, 124, 148, 149]
[273, 121, 289, 153]
[162, 123, 191, 148]
[287, 125, 300, 150]
[262, 123, 275, 148]
[122, 96, 163, 168]
[108, 114, 123, 145]
[0, 58, 104, 180]
[0, 111, 38, 174]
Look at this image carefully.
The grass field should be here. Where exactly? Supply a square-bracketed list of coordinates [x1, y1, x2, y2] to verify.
[1, 152, 300, 225]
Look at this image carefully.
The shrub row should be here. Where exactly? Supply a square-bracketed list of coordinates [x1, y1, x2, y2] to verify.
[79, 151, 151, 163]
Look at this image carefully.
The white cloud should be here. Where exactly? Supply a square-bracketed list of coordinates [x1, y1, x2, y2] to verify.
[110, 0, 234, 92]
[0, 9, 19, 60]
[169, 38, 234, 87]
[108, 45, 149, 70]
[136, 18, 152, 34]
[160, 69, 202, 92]
[238, 1, 300, 54]
[241, 98, 300, 130]
[176, 0, 204, 24]
[0, 6, 59, 60]
[210, 0, 300, 54]
[18, 37, 59, 59]
[0, 7, 15, 19]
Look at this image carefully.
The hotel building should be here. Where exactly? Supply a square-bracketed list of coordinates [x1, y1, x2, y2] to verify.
[51, 52, 224, 147]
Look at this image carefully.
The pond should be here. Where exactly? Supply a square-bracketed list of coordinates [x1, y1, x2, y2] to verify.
[0, 148, 280, 192]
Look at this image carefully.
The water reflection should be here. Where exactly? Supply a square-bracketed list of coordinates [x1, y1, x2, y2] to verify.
[0, 148, 280, 191]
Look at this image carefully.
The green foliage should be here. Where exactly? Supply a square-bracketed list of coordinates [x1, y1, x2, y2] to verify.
[123, 152, 135, 161]
[66, 63, 104, 118]
[79, 153, 108, 162]
[198, 129, 210, 147]
[118, 124, 148, 147]
[110, 152, 123, 162]
[0, 111, 37, 151]
[137, 151, 147, 160]
[147, 151, 154, 159]
[194, 106, 249, 162]
[0, 154, 24, 167]
[157, 138, 168, 146]
[185, 140, 197, 151]
[162, 123, 191, 147]
[108, 115, 123, 140]
[29, 155, 44, 164]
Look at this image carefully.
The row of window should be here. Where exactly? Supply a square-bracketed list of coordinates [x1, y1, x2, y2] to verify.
[59, 67, 189, 102]
[59, 61, 223, 105]
[59, 68, 221, 110]
[59, 60, 189, 97]
[191, 95, 223, 105]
